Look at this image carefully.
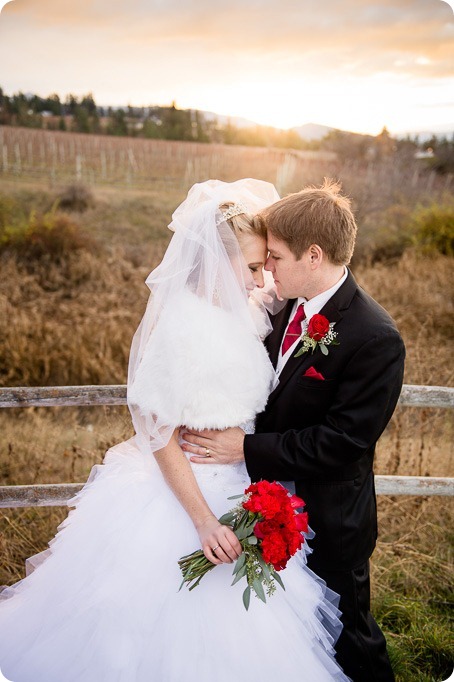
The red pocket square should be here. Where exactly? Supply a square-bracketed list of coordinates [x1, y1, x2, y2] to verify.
[303, 366, 325, 381]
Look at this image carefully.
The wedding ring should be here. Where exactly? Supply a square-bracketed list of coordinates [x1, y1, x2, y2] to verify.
[212, 545, 220, 552]
[205, 448, 211, 457]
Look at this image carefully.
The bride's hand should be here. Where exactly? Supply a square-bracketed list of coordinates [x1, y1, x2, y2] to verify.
[196, 516, 243, 565]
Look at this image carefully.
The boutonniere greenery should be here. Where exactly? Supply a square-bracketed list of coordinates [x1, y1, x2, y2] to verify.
[294, 314, 339, 357]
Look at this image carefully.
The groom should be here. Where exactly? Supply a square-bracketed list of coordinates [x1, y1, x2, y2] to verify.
[182, 180, 405, 682]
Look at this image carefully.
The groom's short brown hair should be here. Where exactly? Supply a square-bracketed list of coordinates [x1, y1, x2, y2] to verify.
[261, 179, 357, 264]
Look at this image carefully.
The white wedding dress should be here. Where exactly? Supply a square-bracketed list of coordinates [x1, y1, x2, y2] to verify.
[0, 292, 350, 682]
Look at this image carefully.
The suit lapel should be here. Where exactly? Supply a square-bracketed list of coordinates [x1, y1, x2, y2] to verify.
[265, 299, 295, 369]
[265, 270, 357, 407]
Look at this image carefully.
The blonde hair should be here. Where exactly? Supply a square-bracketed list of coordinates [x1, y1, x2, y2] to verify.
[219, 202, 267, 241]
[261, 179, 357, 264]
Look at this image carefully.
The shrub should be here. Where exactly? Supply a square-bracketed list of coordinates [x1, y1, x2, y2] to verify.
[0, 194, 18, 230]
[411, 202, 454, 257]
[354, 204, 414, 264]
[354, 200, 454, 264]
[0, 203, 100, 264]
[56, 183, 95, 212]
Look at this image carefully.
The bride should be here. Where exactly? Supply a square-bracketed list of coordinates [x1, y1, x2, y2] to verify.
[0, 179, 349, 681]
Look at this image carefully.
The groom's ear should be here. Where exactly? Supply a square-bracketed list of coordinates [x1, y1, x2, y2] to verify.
[308, 244, 323, 269]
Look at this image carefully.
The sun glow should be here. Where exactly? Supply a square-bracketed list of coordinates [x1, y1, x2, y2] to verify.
[1, 0, 453, 138]
[173, 74, 454, 136]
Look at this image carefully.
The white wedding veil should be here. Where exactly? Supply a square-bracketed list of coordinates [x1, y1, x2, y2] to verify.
[127, 178, 280, 459]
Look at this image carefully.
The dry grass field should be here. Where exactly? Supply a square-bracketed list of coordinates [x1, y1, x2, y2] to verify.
[0, 127, 453, 680]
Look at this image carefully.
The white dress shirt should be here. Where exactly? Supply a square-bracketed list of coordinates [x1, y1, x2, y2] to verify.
[276, 266, 348, 376]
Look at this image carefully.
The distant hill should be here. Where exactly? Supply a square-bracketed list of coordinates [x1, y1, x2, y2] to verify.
[201, 115, 336, 140]
[291, 123, 335, 141]
[201, 110, 260, 130]
[198, 115, 368, 141]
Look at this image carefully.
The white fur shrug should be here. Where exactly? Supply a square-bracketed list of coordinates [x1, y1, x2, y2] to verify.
[127, 290, 275, 431]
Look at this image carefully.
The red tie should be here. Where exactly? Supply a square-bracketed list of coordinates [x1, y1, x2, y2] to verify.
[281, 303, 306, 355]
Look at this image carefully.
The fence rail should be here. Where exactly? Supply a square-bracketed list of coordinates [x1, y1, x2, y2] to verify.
[1, 475, 453, 509]
[1, 383, 453, 507]
[1, 383, 453, 409]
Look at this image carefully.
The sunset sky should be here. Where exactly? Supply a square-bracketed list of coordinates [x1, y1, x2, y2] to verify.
[0, 0, 453, 135]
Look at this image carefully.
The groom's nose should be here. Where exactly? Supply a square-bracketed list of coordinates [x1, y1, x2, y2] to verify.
[264, 256, 273, 271]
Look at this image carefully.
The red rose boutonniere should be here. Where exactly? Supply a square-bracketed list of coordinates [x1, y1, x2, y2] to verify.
[294, 313, 339, 357]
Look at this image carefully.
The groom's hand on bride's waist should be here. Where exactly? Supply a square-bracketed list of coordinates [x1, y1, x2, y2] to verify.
[180, 427, 245, 465]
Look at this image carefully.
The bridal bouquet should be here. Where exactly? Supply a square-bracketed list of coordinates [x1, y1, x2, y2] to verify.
[178, 481, 308, 610]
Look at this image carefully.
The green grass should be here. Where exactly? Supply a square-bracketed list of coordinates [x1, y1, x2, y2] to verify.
[376, 595, 453, 681]
[372, 496, 454, 682]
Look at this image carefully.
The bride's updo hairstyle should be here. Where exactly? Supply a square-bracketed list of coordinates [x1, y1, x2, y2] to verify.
[218, 201, 267, 241]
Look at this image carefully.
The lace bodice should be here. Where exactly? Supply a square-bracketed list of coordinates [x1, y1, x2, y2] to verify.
[180, 419, 255, 491]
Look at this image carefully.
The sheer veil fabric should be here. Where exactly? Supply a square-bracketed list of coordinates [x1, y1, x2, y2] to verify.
[127, 178, 280, 457]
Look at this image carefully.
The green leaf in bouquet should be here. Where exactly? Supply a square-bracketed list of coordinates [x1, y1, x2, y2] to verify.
[227, 494, 244, 500]
[235, 524, 253, 540]
[252, 578, 267, 603]
[243, 585, 251, 610]
[272, 570, 285, 590]
[231, 564, 247, 585]
[218, 512, 236, 525]
[247, 535, 258, 545]
[257, 554, 272, 581]
[232, 553, 246, 574]
[243, 520, 257, 534]
[320, 343, 328, 355]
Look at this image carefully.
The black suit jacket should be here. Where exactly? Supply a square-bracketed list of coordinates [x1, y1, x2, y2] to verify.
[244, 270, 405, 572]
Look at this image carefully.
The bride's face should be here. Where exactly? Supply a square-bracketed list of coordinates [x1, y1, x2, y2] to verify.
[238, 233, 267, 290]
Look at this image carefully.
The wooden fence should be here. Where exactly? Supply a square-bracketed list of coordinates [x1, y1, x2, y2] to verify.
[1, 384, 453, 508]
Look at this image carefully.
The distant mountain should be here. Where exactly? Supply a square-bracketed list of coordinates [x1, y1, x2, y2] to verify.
[291, 123, 335, 141]
[203, 116, 336, 140]
[202, 110, 260, 130]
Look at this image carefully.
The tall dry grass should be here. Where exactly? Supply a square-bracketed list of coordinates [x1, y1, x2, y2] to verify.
[0, 250, 146, 386]
[357, 252, 453, 482]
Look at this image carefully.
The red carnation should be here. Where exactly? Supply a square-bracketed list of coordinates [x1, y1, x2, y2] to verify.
[289, 494, 305, 510]
[261, 531, 289, 570]
[295, 511, 309, 533]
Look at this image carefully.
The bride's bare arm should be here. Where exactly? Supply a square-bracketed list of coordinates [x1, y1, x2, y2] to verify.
[154, 429, 242, 565]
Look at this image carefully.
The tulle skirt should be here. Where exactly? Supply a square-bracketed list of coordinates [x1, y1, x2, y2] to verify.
[0, 436, 349, 681]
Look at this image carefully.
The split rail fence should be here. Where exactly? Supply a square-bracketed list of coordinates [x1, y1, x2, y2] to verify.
[0, 384, 453, 508]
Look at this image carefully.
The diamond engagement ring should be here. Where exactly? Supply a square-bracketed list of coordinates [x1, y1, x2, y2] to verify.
[204, 448, 211, 457]
[212, 545, 220, 552]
